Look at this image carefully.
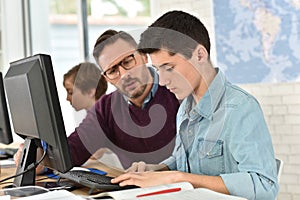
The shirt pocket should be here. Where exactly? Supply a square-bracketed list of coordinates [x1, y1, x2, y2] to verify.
[198, 139, 225, 175]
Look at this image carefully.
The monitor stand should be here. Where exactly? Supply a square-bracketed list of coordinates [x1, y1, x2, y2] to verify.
[13, 137, 37, 187]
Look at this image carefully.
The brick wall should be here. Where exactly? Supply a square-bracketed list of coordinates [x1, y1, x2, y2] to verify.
[240, 82, 300, 200]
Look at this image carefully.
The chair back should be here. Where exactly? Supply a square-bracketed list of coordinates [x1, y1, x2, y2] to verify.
[276, 158, 283, 183]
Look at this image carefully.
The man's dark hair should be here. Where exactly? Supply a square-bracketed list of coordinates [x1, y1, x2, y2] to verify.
[138, 10, 210, 59]
[93, 29, 137, 69]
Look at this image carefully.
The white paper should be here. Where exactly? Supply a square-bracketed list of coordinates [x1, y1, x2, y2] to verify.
[89, 182, 193, 200]
[17, 190, 85, 200]
[0, 159, 16, 168]
[129, 188, 247, 200]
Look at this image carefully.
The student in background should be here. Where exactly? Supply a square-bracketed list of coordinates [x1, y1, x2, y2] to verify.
[63, 62, 113, 163]
[112, 11, 279, 200]
[63, 62, 107, 111]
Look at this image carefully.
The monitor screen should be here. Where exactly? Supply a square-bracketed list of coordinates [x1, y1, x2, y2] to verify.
[0, 72, 13, 144]
[4, 54, 72, 187]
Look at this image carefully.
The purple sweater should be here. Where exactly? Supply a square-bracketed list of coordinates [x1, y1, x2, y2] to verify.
[68, 85, 179, 168]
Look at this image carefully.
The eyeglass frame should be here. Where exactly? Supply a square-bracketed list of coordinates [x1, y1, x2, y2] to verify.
[101, 52, 138, 80]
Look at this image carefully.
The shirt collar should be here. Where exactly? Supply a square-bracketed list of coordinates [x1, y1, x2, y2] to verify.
[181, 68, 226, 120]
[124, 64, 158, 108]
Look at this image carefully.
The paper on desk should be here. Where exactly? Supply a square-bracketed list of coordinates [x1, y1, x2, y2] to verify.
[0, 195, 10, 200]
[130, 188, 247, 200]
[0, 159, 16, 168]
[89, 182, 193, 199]
[17, 190, 86, 200]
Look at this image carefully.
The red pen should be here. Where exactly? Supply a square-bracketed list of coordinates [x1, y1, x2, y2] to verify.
[136, 188, 181, 198]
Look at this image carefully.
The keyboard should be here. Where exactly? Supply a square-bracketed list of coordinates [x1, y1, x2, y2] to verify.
[56, 170, 137, 192]
[0, 148, 18, 159]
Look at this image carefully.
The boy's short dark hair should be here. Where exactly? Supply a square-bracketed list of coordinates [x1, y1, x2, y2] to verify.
[138, 10, 210, 59]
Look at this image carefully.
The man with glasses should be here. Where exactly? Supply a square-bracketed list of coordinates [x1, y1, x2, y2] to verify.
[67, 29, 180, 169]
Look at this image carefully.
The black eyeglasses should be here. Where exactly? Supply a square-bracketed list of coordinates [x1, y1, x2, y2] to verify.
[102, 53, 137, 80]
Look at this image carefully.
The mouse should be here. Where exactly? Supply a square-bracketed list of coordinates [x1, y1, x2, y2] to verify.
[70, 167, 90, 172]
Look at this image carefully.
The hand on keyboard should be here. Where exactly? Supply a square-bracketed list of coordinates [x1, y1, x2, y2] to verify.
[56, 170, 138, 192]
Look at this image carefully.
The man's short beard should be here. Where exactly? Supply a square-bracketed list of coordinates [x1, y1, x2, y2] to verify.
[125, 84, 147, 99]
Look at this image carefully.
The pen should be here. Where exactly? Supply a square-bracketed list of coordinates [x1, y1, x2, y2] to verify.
[136, 188, 181, 198]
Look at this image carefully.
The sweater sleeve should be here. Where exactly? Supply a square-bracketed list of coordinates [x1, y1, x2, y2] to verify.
[67, 102, 107, 166]
[68, 130, 91, 166]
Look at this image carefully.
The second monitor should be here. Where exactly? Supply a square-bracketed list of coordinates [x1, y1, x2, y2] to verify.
[0, 72, 13, 145]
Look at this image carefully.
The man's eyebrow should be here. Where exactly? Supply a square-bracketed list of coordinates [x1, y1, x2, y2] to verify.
[158, 62, 172, 68]
[109, 53, 134, 68]
[106, 59, 122, 72]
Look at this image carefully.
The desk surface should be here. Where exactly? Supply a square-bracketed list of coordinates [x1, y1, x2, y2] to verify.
[0, 159, 125, 196]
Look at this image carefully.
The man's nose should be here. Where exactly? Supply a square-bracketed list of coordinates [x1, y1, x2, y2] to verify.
[119, 66, 132, 79]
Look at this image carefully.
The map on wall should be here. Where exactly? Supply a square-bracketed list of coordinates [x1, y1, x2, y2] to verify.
[213, 0, 300, 84]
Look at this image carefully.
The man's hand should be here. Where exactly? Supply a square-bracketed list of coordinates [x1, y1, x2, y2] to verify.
[112, 170, 230, 195]
[111, 171, 182, 188]
[126, 162, 168, 173]
[13, 143, 24, 167]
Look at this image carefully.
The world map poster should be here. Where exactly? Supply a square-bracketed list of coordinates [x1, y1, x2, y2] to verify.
[214, 0, 300, 84]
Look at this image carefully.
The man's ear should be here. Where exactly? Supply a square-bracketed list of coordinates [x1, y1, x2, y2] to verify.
[196, 45, 208, 62]
[88, 88, 96, 97]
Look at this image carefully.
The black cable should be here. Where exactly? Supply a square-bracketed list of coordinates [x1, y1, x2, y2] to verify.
[35, 173, 58, 182]
[0, 181, 13, 186]
[0, 148, 47, 184]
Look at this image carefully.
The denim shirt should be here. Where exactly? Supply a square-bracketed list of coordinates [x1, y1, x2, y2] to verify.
[162, 69, 279, 200]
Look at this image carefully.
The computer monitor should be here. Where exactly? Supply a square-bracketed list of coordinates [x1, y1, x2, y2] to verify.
[0, 72, 13, 144]
[4, 54, 72, 187]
